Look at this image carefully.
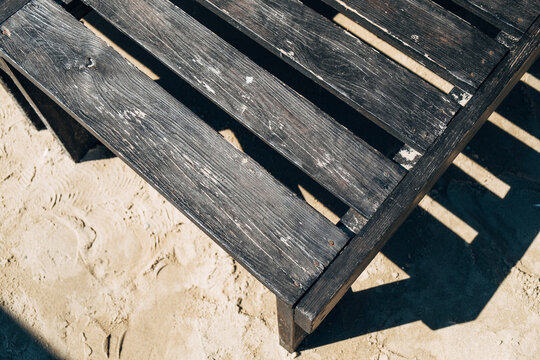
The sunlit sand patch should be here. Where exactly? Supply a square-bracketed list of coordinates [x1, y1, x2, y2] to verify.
[298, 184, 340, 224]
[453, 153, 511, 199]
[333, 13, 454, 94]
[488, 112, 540, 153]
[521, 72, 540, 92]
[352, 252, 411, 292]
[419, 195, 478, 244]
[219, 128, 244, 151]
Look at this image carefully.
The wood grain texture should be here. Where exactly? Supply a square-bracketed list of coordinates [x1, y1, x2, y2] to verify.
[0, 0, 350, 305]
[450, 0, 540, 34]
[338, 208, 367, 234]
[0, 0, 31, 23]
[321, 0, 507, 89]
[82, 0, 405, 219]
[193, 0, 460, 151]
[295, 15, 540, 333]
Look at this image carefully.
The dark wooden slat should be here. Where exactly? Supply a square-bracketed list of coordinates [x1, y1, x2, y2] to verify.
[450, 0, 540, 34]
[193, 0, 460, 151]
[0, 0, 350, 304]
[339, 144, 423, 235]
[81, 0, 405, 219]
[0, 57, 97, 161]
[295, 15, 540, 334]
[0, 0, 31, 24]
[321, 0, 507, 89]
[338, 208, 367, 235]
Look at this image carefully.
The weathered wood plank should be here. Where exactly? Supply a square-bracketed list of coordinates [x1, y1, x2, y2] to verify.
[339, 144, 423, 235]
[0, 0, 31, 24]
[0, 0, 350, 304]
[450, 0, 540, 34]
[321, 0, 507, 89]
[82, 0, 406, 219]
[193, 0, 460, 151]
[338, 208, 367, 235]
[295, 15, 540, 333]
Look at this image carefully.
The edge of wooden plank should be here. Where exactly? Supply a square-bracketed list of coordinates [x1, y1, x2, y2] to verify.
[0, 0, 32, 24]
[0, 0, 350, 305]
[449, 0, 537, 35]
[80, 0, 406, 219]
[192, 0, 460, 151]
[322, 0, 507, 90]
[294, 14, 540, 334]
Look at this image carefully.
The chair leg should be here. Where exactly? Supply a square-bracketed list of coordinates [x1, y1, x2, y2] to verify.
[0, 59, 44, 130]
[0, 58, 98, 162]
[276, 297, 308, 353]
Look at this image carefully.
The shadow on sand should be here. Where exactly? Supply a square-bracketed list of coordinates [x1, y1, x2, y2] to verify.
[0, 4, 538, 353]
[300, 61, 540, 350]
[0, 309, 59, 359]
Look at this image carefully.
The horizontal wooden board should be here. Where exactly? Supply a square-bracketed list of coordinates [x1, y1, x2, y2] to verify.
[0, 0, 31, 23]
[321, 0, 507, 89]
[295, 16, 540, 333]
[82, 0, 406, 219]
[193, 0, 460, 151]
[450, 0, 540, 34]
[0, 0, 350, 304]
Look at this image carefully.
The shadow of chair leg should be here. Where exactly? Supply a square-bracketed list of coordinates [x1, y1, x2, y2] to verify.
[0, 57, 99, 162]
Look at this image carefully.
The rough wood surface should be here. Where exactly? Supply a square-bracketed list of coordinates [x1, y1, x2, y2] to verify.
[193, 0, 460, 151]
[0, 0, 350, 305]
[338, 208, 367, 235]
[0, 0, 31, 23]
[321, 0, 507, 89]
[82, 0, 405, 218]
[450, 0, 540, 34]
[295, 15, 540, 333]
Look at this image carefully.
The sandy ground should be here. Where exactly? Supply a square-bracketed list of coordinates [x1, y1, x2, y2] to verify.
[0, 10, 539, 360]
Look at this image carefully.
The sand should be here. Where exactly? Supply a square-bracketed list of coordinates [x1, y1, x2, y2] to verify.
[0, 12, 539, 359]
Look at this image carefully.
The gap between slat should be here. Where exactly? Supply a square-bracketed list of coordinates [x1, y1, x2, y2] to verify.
[80, 10, 349, 224]
[333, 13, 454, 94]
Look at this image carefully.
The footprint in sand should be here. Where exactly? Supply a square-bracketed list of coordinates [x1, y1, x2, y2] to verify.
[81, 320, 128, 360]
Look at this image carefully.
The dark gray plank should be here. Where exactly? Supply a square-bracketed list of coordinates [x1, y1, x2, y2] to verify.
[338, 144, 423, 235]
[295, 15, 540, 333]
[450, 0, 540, 34]
[82, 0, 405, 219]
[0, 0, 350, 304]
[0, 57, 98, 161]
[193, 0, 460, 151]
[321, 0, 507, 89]
[0, 0, 31, 24]
[338, 208, 367, 235]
